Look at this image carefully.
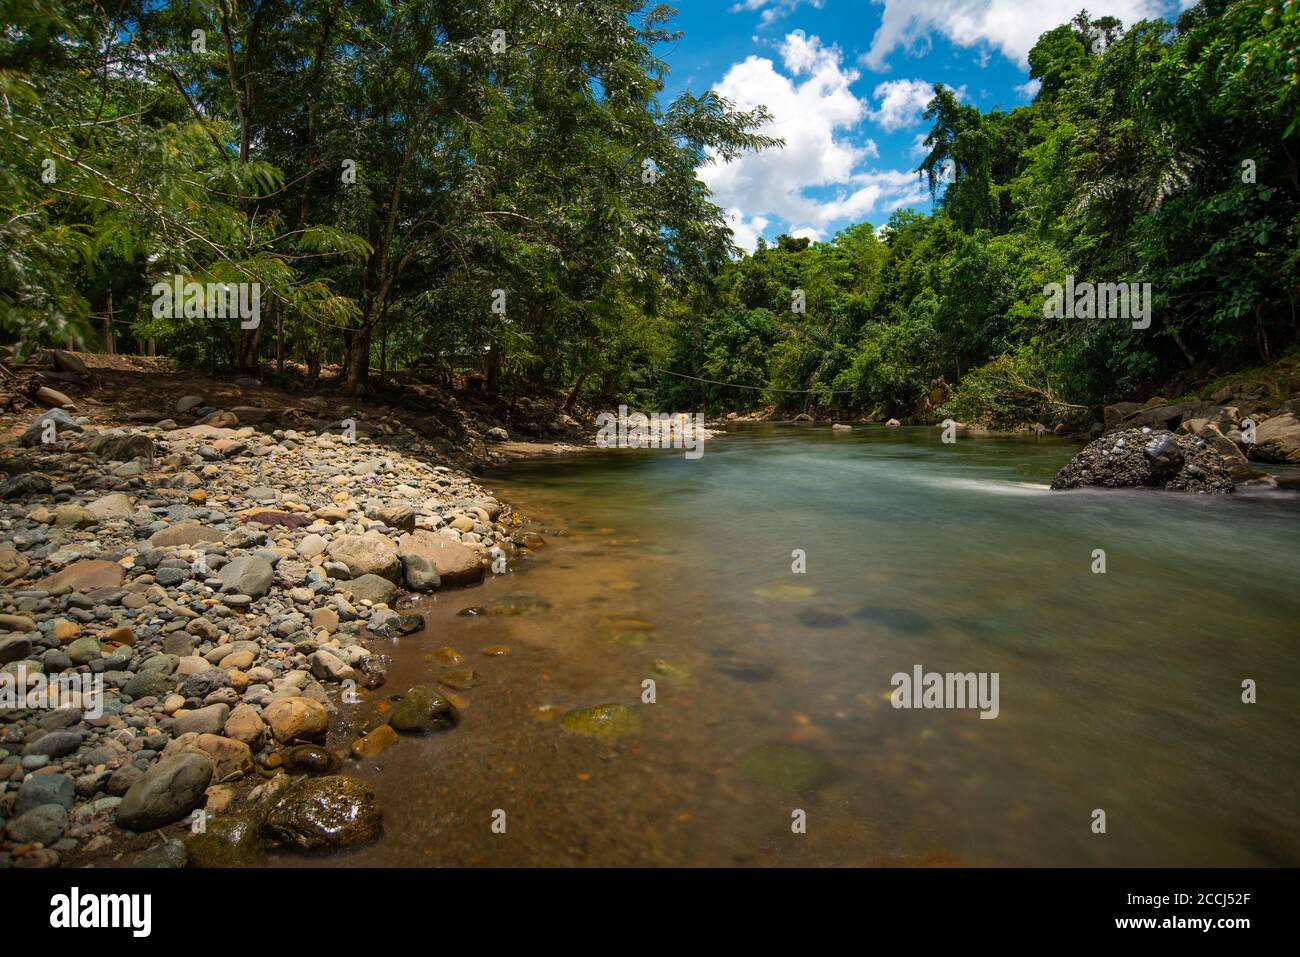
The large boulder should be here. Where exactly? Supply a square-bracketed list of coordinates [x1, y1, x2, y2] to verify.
[50, 349, 89, 377]
[116, 753, 214, 831]
[0, 473, 52, 500]
[6, 804, 68, 845]
[397, 531, 484, 588]
[167, 703, 231, 737]
[326, 531, 401, 582]
[1196, 423, 1262, 482]
[1050, 428, 1235, 493]
[261, 775, 381, 849]
[0, 548, 30, 584]
[1104, 399, 1236, 434]
[1250, 412, 1300, 463]
[345, 573, 398, 605]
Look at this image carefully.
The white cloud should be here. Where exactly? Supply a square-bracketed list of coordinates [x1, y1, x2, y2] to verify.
[725, 209, 771, 254]
[1015, 77, 1042, 100]
[866, 78, 962, 132]
[859, 0, 1175, 71]
[790, 226, 824, 242]
[731, 0, 824, 28]
[700, 33, 927, 249]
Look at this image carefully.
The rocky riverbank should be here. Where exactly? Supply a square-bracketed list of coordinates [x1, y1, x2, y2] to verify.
[0, 381, 539, 868]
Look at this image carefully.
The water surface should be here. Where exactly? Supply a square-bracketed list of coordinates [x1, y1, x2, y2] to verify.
[297, 424, 1300, 866]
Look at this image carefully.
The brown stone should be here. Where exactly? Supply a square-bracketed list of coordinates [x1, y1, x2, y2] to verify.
[397, 531, 484, 587]
[39, 559, 125, 592]
[264, 696, 329, 743]
[349, 724, 399, 759]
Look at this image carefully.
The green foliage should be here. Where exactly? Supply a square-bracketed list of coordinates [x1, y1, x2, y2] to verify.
[658, 1, 1300, 426]
[0, 0, 777, 394]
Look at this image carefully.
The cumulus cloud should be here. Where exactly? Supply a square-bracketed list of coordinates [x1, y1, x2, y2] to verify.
[725, 210, 771, 253]
[699, 33, 928, 251]
[859, 0, 1175, 70]
[867, 78, 964, 132]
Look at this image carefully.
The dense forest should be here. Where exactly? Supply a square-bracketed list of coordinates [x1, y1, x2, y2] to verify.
[2, 0, 1297, 427]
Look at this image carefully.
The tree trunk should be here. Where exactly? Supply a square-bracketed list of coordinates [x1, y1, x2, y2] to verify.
[563, 367, 590, 413]
[486, 343, 502, 394]
[1169, 325, 1195, 367]
[103, 289, 115, 354]
[275, 301, 284, 375]
[344, 334, 369, 395]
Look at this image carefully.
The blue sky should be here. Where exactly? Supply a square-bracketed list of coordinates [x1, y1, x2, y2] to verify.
[654, 0, 1196, 250]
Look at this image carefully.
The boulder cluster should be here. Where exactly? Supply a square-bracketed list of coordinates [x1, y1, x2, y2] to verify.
[1054, 390, 1300, 493]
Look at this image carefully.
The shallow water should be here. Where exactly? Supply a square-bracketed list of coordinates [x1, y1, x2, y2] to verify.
[286, 424, 1300, 866]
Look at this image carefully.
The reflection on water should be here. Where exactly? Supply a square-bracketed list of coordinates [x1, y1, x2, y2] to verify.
[285, 424, 1300, 866]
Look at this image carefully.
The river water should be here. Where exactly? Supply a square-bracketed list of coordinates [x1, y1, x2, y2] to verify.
[294, 424, 1300, 866]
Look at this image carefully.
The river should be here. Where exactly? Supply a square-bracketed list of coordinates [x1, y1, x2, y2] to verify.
[284, 423, 1300, 866]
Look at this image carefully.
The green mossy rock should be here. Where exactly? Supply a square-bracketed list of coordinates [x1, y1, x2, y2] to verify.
[185, 814, 266, 867]
[560, 703, 643, 738]
[388, 684, 460, 734]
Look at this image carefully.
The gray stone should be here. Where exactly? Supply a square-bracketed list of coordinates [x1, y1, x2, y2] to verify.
[0, 636, 33, 665]
[123, 670, 178, 700]
[133, 839, 188, 867]
[22, 731, 82, 759]
[15, 773, 75, 814]
[346, 574, 398, 605]
[217, 555, 274, 598]
[168, 703, 230, 736]
[179, 668, 229, 699]
[6, 804, 68, 845]
[400, 553, 440, 593]
[116, 753, 214, 831]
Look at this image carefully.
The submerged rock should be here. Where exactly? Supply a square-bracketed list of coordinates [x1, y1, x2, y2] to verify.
[560, 703, 643, 738]
[185, 814, 266, 867]
[797, 609, 850, 628]
[133, 840, 188, 868]
[388, 684, 460, 734]
[281, 745, 342, 776]
[741, 743, 833, 792]
[261, 775, 381, 850]
[350, 724, 400, 759]
[1050, 428, 1234, 493]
